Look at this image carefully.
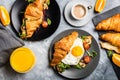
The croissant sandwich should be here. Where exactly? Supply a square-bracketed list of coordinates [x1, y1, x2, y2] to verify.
[100, 32, 120, 49]
[20, 0, 49, 39]
[50, 31, 79, 67]
[96, 14, 120, 32]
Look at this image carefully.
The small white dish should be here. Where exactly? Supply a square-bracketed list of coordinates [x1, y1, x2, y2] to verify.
[64, 0, 93, 27]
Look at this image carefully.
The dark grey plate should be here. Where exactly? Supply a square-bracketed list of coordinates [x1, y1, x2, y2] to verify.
[49, 29, 100, 79]
[11, 0, 60, 41]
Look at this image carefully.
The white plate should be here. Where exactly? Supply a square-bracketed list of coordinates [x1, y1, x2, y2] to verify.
[64, 0, 93, 27]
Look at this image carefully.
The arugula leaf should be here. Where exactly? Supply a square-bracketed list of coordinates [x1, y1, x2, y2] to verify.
[87, 50, 97, 58]
[26, 0, 35, 3]
[47, 18, 51, 25]
[56, 62, 70, 72]
[74, 64, 82, 69]
[81, 36, 87, 40]
[87, 51, 93, 57]
[92, 50, 97, 57]
[107, 50, 113, 58]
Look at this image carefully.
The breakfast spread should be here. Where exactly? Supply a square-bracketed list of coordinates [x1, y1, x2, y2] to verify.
[19, 0, 50, 39]
[1, 0, 120, 79]
[50, 31, 97, 72]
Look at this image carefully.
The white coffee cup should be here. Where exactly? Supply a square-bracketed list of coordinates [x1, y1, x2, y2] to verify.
[71, 3, 88, 20]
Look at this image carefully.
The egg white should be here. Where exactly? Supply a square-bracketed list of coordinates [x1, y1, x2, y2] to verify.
[62, 38, 84, 65]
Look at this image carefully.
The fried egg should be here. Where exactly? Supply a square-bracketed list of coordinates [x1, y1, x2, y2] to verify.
[62, 37, 84, 65]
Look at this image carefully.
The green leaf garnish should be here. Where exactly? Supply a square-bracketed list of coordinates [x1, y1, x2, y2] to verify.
[107, 50, 114, 58]
[26, 0, 35, 3]
[47, 18, 51, 25]
[56, 62, 70, 72]
[81, 36, 87, 40]
[74, 64, 82, 69]
[87, 50, 97, 58]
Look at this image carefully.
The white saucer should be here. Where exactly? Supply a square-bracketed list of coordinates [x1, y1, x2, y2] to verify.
[64, 0, 93, 27]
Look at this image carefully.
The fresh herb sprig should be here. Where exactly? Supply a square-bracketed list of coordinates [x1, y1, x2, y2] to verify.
[81, 36, 87, 40]
[87, 50, 97, 58]
[56, 62, 70, 73]
[74, 63, 82, 69]
[26, 0, 35, 3]
[107, 50, 114, 58]
[47, 18, 51, 25]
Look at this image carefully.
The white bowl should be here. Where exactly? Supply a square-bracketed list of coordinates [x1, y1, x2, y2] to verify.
[71, 3, 88, 20]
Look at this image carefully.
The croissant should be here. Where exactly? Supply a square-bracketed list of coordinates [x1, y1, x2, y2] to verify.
[20, 0, 48, 38]
[50, 31, 78, 67]
[100, 32, 120, 48]
[96, 14, 120, 32]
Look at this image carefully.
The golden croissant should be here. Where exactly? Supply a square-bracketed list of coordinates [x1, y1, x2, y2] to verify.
[100, 32, 120, 48]
[50, 31, 78, 67]
[96, 14, 120, 32]
[20, 0, 48, 38]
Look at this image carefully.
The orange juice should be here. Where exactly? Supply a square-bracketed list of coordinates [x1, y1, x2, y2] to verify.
[10, 47, 36, 73]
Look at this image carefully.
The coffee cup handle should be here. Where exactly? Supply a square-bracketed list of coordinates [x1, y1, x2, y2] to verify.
[87, 5, 92, 10]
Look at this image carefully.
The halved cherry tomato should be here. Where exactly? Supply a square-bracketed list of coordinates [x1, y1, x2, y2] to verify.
[42, 21, 48, 28]
[83, 42, 90, 50]
[83, 55, 91, 64]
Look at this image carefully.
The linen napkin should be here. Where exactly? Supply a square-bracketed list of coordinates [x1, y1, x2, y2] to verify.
[92, 5, 120, 79]
[0, 24, 24, 67]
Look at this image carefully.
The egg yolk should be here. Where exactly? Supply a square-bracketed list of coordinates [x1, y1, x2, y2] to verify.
[71, 46, 83, 57]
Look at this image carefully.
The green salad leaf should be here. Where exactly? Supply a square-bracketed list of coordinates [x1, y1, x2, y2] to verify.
[47, 18, 51, 25]
[56, 62, 70, 73]
[26, 0, 35, 3]
[87, 50, 97, 58]
[107, 50, 114, 58]
[74, 64, 82, 69]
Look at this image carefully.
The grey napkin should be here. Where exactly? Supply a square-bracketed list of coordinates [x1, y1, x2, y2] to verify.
[92, 5, 120, 79]
[0, 24, 24, 67]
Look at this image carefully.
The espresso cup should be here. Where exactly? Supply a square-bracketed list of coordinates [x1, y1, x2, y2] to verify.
[71, 3, 88, 20]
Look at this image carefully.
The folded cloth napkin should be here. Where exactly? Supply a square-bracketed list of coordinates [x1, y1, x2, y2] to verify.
[0, 24, 24, 67]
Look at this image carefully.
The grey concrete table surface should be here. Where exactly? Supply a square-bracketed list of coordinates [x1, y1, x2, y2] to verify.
[0, 0, 119, 80]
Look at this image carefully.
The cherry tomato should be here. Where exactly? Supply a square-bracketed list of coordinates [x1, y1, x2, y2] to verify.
[42, 21, 48, 28]
[83, 55, 91, 64]
[83, 42, 90, 50]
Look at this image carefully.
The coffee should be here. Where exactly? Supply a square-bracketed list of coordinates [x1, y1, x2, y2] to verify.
[73, 5, 86, 19]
